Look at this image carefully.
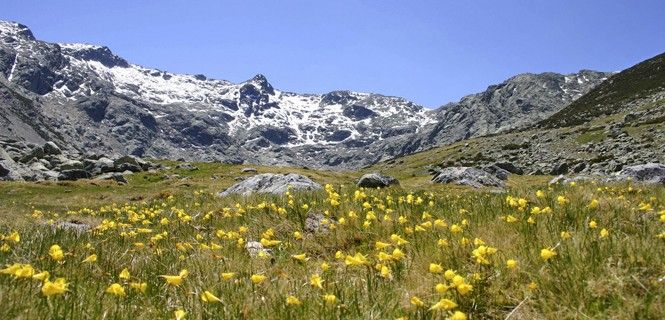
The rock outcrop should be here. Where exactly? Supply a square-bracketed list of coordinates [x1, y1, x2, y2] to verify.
[218, 173, 322, 196]
[357, 173, 399, 188]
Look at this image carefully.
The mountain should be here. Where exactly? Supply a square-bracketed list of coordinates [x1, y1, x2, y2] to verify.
[371, 52, 665, 180]
[0, 20, 610, 169]
[541, 52, 665, 128]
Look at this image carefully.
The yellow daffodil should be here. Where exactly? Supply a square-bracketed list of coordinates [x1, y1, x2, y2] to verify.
[130, 282, 147, 293]
[250, 274, 267, 284]
[221, 272, 236, 281]
[174, 309, 186, 320]
[540, 248, 557, 261]
[429, 263, 444, 274]
[201, 290, 222, 303]
[32, 271, 50, 281]
[106, 283, 126, 297]
[345, 252, 369, 266]
[291, 253, 309, 262]
[429, 298, 457, 311]
[323, 293, 337, 305]
[410, 296, 425, 307]
[49, 245, 64, 261]
[506, 259, 518, 269]
[82, 254, 97, 263]
[375, 241, 391, 250]
[119, 268, 130, 280]
[310, 274, 324, 289]
[286, 295, 301, 306]
[41, 277, 68, 296]
[160, 269, 188, 286]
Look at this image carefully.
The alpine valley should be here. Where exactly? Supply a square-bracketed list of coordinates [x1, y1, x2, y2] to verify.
[0, 20, 614, 173]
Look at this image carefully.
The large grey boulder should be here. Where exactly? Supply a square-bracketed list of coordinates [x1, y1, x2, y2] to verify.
[432, 167, 505, 188]
[58, 169, 90, 181]
[494, 162, 523, 175]
[218, 173, 322, 196]
[612, 163, 665, 184]
[42, 141, 62, 155]
[482, 165, 510, 180]
[357, 173, 399, 188]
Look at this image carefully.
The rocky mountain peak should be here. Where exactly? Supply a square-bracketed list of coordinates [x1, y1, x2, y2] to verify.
[243, 73, 274, 94]
[0, 21, 35, 41]
[59, 43, 129, 68]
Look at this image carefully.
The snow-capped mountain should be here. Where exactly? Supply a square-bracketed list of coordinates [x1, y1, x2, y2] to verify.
[0, 21, 611, 168]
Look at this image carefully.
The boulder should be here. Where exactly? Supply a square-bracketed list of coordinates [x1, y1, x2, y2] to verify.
[245, 241, 273, 257]
[58, 160, 84, 171]
[58, 169, 90, 181]
[218, 173, 322, 196]
[114, 155, 150, 171]
[90, 157, 115, 174]
[549, 162, 569, 175]
[241, 167, 258, 173]
[494, 162, 523, 175]
[94, 172, 128, 184]
[176, 163, 199, 171]
[20, 146, 45, 163]
[43, 141, 62, 155]
[357, 173, 399, 188]
[431, 167, 505, 188]
[482, 165, 510, 180]
[304, 211, 328, 233]
[549, 175, 598, 185]
[612, 163, 665, 184]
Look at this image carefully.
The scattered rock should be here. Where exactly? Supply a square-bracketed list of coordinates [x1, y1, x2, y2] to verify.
[50, 220, 91, 235]
[549, 175, 600, 185]
[58, 169, 90, 181]
[357, 173, 399, 188]
[42, 141, 62, 155]
[304, 211, 328, 233]
[431, 167, 505, 188]
[94, 172, 128, 184]
[482, 165, 510, 180]
[241, 167, 258, 173]
[612, 163, 665, 184]
[549, 162, 569, 175]
[245, 241, 273, 257]
[494, 162, 523, 175]
[218, 173, 322, 196]
[176, 163, 199, 171]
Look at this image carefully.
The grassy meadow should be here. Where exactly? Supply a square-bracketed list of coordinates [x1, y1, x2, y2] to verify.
[0, 163, 664, 319]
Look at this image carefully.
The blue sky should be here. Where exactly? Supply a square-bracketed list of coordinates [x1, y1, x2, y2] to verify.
[2, 0, 664, 108]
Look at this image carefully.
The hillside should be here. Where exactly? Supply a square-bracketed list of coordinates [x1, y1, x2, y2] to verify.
[541, 52, 665, 128]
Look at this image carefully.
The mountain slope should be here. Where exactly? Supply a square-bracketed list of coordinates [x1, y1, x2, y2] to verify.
[371, 52, 665, 180]
[541, 52, 665, 128]
[0, 20, 610, 169]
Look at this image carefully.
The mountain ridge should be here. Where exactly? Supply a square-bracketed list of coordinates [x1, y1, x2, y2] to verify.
[0, 20, 611, 169]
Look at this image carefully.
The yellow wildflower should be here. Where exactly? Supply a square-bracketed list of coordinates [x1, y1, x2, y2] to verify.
[201, 290, 222, 303]
[429, 298, 457, 311]
[310, 274, 324, 289]
[106, 283, 126, 297]
[49, 245, 64, 261]
[250, 274, 267, 284]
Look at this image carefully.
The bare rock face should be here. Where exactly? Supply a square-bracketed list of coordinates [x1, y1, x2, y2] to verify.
[218, 173, 322, 197]
[432, 167, 505, 188]
[613, 163, 665, 184]
[357, 173, 399, 188]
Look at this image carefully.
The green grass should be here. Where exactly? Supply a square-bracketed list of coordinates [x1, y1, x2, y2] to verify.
[1, 167, 663, 319]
